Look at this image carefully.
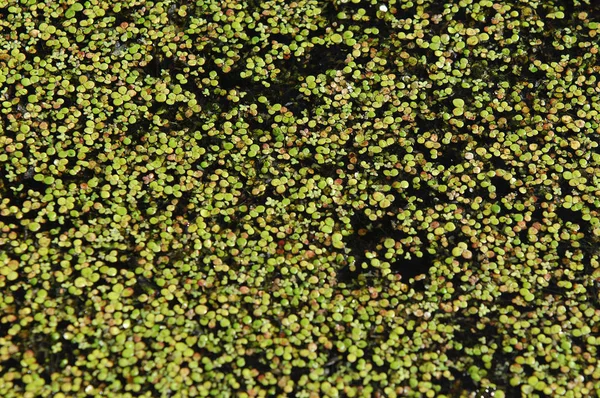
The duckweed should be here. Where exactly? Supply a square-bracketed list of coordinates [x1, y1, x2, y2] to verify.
[1, 0, 600, 397]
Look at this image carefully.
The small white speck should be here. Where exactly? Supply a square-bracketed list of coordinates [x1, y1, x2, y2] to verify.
[346, 83, 353, 93]
[379, 4, 388, 12]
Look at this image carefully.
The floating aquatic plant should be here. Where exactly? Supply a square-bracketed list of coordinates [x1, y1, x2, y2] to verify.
[0, 0, 600, 397]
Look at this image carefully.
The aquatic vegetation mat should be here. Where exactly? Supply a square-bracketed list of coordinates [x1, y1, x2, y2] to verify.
[1, 0, 600, 396]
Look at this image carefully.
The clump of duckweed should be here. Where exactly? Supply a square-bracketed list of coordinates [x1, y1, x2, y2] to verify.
[1, 0, 600, 397]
